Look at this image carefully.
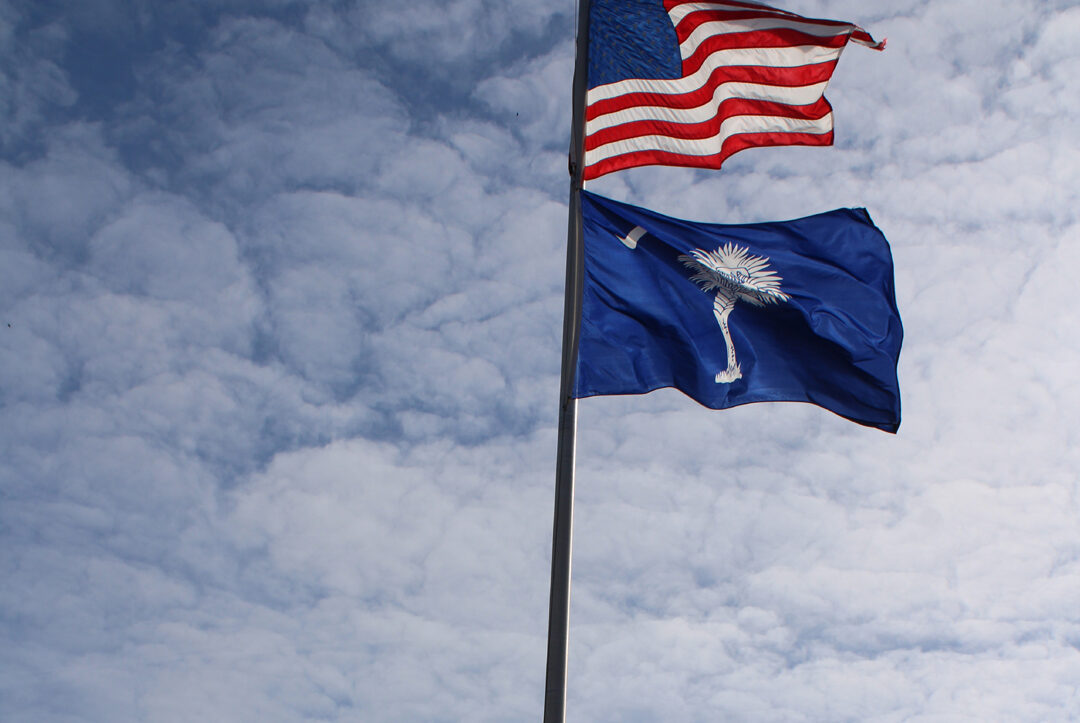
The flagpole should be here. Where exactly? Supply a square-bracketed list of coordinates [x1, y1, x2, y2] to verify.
[543, 0, 590, 721]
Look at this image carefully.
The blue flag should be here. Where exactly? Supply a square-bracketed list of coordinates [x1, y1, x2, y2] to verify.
[575, 191, 903, 432]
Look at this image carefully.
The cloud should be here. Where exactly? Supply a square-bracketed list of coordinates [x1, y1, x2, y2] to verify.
[0, 3, 77, 157]
[3, 0, 1080, 721]
[333, 0, 571, 66]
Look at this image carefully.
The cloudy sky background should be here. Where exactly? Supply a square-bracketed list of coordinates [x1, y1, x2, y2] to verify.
[3, 0, 1080, 720]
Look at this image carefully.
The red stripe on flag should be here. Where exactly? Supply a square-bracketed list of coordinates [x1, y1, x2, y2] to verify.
[586, 61, 838, 121]
[585, 97, 832, 151]
[681, 29, 849, 76]
[851, 29, 886, 50]
[583, 130, 834, 180]
[673, 9, 860, 43]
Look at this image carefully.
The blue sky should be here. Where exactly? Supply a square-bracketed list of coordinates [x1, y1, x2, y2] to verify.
[3, 0, 1080, 720]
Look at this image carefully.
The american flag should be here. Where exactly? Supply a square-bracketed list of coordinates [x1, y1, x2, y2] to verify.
[584, 0, 884, 180]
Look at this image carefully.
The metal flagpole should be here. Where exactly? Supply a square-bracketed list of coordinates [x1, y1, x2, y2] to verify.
[543, 0, 590, 721]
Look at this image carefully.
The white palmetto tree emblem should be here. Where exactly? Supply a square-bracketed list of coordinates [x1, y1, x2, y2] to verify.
[679, 243, 790, 383]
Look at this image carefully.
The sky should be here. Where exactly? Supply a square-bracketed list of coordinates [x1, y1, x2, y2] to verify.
[2, 0, 1080, 720]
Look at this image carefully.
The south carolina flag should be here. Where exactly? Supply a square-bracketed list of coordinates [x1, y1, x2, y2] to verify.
[575, 191, 903, 432]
